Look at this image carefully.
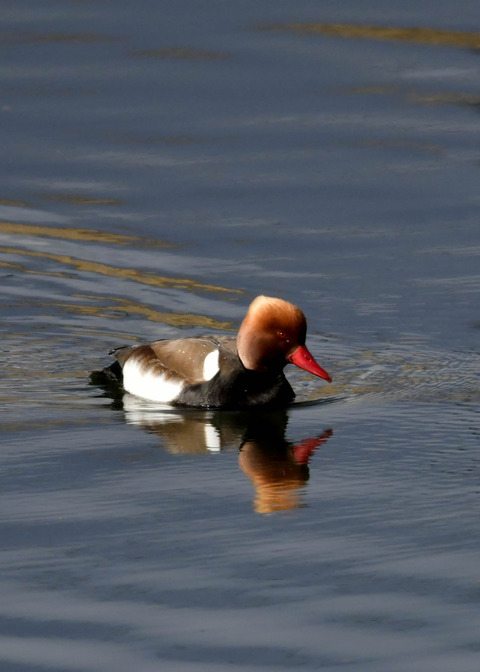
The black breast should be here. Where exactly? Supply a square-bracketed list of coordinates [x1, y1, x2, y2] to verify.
[175, 356, 295, 409]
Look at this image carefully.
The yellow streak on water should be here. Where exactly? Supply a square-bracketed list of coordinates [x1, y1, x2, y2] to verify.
[0, 220, 171, 248]
[12, 32, 122, 45]
[0, 260, 71, 278]
[46, 297, 233, 329]
[342, 86, 480, 109]
[39, 194, 123, 206]
[263, 22, 480, 49]
[0, 245, 241, 295]
[132, 47, 229, 60]
[0, 198, 30, 207]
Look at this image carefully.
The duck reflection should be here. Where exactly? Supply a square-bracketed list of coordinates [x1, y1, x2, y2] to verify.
[121, 394, 332, 514]
[122, 394, 246, 454]
[239, 417, 332, 514]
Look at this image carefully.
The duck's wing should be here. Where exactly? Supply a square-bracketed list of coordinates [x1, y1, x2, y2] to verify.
[115, 336, 237, 384]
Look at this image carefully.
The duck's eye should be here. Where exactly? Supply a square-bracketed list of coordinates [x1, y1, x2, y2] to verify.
[279, 331, 286, 339]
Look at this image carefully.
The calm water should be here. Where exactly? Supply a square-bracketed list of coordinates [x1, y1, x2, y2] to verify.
[1, 1, 480, 670]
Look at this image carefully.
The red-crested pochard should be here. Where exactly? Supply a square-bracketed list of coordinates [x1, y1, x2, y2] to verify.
[105, 295, 331, 408]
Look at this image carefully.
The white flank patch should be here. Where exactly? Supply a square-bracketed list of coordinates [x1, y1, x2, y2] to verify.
[204, 424, 221, 452]
[123, 358, 183, 403]
[203, 348, 220, 381]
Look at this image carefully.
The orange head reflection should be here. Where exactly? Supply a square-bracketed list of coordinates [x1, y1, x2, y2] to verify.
[239, 428, 332, 514]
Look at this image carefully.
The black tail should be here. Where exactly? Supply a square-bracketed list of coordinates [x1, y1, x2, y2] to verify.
[89, 360, 123, 387]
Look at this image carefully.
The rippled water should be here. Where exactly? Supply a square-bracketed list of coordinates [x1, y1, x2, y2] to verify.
[1, 1, 480, 670]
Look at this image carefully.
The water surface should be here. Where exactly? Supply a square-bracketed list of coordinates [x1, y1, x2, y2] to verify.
[1, 1, 479, 670]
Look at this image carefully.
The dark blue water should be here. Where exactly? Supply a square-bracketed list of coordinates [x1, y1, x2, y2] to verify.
[1, 1, 479, 670]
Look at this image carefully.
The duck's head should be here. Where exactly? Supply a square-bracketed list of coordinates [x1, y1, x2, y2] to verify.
[237, 295, 331, 382]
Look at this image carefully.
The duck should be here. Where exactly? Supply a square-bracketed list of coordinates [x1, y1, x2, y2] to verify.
[103, 295, 331, 409]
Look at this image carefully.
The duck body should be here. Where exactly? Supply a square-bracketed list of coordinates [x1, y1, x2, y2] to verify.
[104, 296, 331, 409]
